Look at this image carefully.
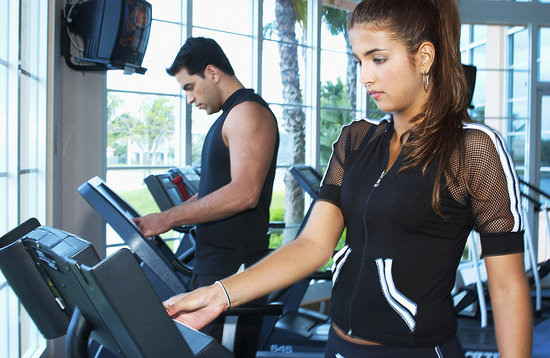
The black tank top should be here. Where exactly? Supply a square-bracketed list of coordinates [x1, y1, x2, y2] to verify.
[194, 88, 279, 275]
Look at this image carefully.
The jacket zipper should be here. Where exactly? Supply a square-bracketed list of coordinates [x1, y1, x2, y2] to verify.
[346, 168, 386, 336]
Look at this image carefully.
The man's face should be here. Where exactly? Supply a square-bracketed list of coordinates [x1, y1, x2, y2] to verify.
[175, 67, 221, 114]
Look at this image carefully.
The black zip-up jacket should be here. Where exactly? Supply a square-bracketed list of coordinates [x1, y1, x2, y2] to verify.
[320, 117, 524, 347]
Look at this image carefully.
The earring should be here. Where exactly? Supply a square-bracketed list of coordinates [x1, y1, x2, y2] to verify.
[423, 72, 430, 92]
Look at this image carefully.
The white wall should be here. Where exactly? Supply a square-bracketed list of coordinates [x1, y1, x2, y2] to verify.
[46, 1, 107, 356]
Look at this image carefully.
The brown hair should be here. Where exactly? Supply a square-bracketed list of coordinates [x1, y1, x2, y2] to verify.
[350, 0, 471, 216]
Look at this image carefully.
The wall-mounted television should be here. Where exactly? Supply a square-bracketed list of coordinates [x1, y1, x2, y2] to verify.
[62, 0, 152, 74]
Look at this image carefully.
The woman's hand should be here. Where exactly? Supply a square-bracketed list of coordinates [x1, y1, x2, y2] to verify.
[163, 283, 229, 330]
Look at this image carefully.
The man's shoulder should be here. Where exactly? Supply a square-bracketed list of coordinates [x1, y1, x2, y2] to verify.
[227, 99, 275, 123]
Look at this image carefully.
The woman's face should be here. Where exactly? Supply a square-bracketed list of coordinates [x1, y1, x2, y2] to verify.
[349, 24, 428, 122]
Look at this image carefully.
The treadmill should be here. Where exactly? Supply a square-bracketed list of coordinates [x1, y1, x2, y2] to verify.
[144, 166, 201, 211]
[78, 176, 283, 355]
[78, 176, 192, 299]
[144, 167, 201, 262]
[0, 218, 231, 358]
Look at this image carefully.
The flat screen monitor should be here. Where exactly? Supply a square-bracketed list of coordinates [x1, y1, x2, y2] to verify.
[66, 0, 152, 74]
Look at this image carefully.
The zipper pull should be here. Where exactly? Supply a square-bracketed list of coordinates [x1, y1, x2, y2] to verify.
[373, 170, 386, 188]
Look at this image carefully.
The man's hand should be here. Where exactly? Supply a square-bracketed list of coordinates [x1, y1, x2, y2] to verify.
[133, 212, 172, 237]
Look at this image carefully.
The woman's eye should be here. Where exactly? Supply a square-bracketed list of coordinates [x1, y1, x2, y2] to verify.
[373, 57, 387, 64]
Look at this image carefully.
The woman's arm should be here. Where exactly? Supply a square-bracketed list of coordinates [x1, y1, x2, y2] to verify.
[485, 253, 533, 358]
[163, 200, 345, 329]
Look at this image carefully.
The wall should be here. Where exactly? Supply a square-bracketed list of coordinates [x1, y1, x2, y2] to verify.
[46, 1, 107, 356]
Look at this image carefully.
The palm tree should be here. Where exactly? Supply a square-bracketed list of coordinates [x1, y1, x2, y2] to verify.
[322, 6, 356, 110]
[275, 0, 306, 242]
[274, 1, 356, 242]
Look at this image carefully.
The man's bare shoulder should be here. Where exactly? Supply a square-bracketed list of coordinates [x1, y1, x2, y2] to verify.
[226, 100, 275, 123]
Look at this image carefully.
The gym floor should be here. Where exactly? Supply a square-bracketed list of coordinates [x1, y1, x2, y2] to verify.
[456, 289, 550, 357]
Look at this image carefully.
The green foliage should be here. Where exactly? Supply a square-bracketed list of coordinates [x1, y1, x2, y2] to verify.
[107, 94, 175, 165]
[321, 6, 349, 35]
[542, 140, 550, 166]
[269, 191, 285, 248]
[320, 78, 352, 164]
[118, 187, 160, 214]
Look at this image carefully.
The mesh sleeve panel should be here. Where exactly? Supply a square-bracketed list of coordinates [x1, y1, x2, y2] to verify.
[319, 119, 385, 207]
[446, 124, 524, 255]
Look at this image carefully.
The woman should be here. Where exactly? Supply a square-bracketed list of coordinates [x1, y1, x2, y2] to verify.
[164, 0, 533, 356]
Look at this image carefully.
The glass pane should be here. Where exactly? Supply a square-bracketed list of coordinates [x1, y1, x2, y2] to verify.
[191, 106, 217, 166]
[0, 0, 7, 61]
[509, 27, 528, 69]
[191, 29, 253, 88]
[0, 287, 7, 358]
[508, 134, 525, 167]
[510, 70, 529, 100]
[510, 118, 527, 133]
[320, 109, 353, 166]
[0, 177, 6, 235]
[107, 92, 179, 167]
[540, 28, 550, 81]
[460, 25, 470, 49]
[19, 0, 40, 75]
[510, 97, 528, 120]
[472, 25, 486, 43]
[472, 44, 486, 69]
[267, 103, 309, 167]
[542, 96, 550, 166]
[366, 95, 386, 120]
[320, 50, 351, 109]
[20, 172, 39, 220]
[471, 69, 486, 116]
[148, 0, 182, 23]
[0, 66, 6, 173]
[106, 168, 167, 247]
[321, 5, 349, 52]
[106, 168, 161, 213]
[543, 96, 550, 131]
[19, 75, 39, 170]
[261, 40, 307, 104]
[107, 20, 182, 94]
[19, 304, 33, 357]
[263, 0, 307, 44]
[193, 0, 252, 35]
[269, 168, 286, 248]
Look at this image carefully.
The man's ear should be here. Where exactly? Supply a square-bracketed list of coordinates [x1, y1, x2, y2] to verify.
[204, 64, 221, 83]
[418, 41, 435, 74]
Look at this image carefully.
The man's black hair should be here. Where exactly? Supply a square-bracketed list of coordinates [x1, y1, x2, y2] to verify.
[166, 37, 235, 77]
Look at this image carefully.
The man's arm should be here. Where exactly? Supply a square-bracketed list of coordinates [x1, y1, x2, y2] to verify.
[485, 253, 533, 358]
[134, 101, 277, 237]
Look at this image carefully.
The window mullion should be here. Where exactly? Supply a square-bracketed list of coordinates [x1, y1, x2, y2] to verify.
[305, 0, 321, 169]
[7, 0, 20, 228]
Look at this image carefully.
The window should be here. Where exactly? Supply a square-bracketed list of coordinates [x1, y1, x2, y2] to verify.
[0, 0, 48, 356]
[105, 1, 368, 248]
[540, 28, 550, 81]
[103, 1, 548, 258]
[460, 24, 529, 172]
[319, 4, 367, 168]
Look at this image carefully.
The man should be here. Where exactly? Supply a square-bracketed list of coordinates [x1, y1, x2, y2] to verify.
[133, 37, 279, 356]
